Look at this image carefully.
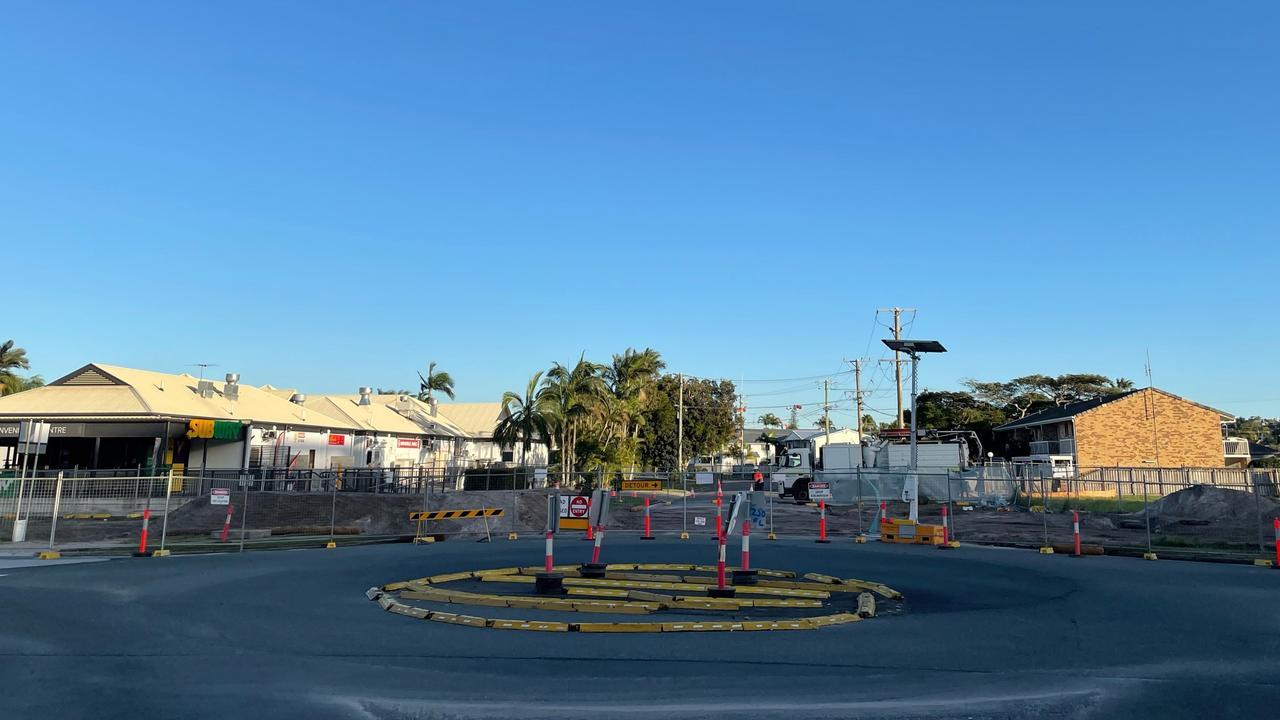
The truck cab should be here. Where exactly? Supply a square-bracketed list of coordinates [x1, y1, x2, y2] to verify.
[770, 448, 813, 502]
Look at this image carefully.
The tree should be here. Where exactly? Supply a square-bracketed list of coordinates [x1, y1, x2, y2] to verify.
[964, 373, 1133, 419]
[376, 388, 414, 395]
[786, 406, 799, 429]
[540, 355, 609, 473]
[417, 361, 455, 403]
[0, 340, 33, 396]
[493, 371, 554, 465]
[603, 347, 665, 444]
[639, 375, 738, 470]
[860, 414, 878, 434]
[758, 412, 783, 428]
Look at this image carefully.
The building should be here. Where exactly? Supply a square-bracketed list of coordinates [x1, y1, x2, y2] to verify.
[259, 388, 469, 471]
[0, 364, 475, 474]
[0, 364, 359, 473]
[434, 402, 548, 466]
[734, 427, 860, 467]
[992, 388, 1234, 471]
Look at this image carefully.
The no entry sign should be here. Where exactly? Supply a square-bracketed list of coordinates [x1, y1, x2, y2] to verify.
[557, 495, 592, 531]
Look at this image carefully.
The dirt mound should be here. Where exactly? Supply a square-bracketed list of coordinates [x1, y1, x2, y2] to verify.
[1146, 485, 1278, 524]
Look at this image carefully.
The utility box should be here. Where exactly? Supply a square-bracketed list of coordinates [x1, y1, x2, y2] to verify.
[880, 519, 944, 545]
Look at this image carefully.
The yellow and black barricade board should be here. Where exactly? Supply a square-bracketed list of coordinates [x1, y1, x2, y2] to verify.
[410, 508, 505, 521]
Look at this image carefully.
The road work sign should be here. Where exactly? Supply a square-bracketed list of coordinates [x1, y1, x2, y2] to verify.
[621, 480, 662, 491]
[808, 481, 832, 501]
[210, 488, 230, 506]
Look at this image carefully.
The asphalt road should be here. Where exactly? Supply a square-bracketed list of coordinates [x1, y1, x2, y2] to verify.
[1, 538, 1278, 719]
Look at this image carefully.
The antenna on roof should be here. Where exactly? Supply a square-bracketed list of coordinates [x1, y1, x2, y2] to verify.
[188, 363, 220, 381]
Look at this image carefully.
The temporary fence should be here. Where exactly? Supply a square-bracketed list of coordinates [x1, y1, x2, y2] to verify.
[5, 463, 1276, 564]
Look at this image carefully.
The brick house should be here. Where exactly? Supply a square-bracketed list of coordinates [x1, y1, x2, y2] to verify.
[993, 388, 1233, 470]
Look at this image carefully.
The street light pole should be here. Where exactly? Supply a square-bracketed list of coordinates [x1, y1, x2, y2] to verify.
[882, 338, 946, 524]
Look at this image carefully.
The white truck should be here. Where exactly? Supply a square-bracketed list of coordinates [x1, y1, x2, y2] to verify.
[771, 436, 971, 503]
[771, 442, 861, 503]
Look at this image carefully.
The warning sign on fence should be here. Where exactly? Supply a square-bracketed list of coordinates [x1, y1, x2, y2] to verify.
[210, 488, 230, 506]
[808, 481, 832, 501]
[694, 516, 707, 526]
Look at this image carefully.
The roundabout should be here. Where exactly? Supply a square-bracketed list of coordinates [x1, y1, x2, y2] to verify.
[366, 562, 903, 632]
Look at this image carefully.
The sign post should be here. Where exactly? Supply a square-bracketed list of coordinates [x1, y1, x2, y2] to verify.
[536, 493, 565, 594]
[581, 489, 611, 577]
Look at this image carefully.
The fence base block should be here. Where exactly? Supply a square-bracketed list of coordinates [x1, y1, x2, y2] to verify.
[1253, 558, 1273, 568]
[1038, 547, 1054, 555]
[678, 532, 689, 540]
[36, 551, 61, 560]
[324, 541, 337, 550]
[507, 532, 519, 541]
[1142, 552, 1158, 561]
[854, 536, 867, 544]
[151, 549, 171, 557]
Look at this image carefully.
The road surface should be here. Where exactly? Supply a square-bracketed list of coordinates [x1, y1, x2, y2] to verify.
[1, 538, 1277, 719]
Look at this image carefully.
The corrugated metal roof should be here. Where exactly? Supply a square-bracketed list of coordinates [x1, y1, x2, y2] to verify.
[434, 402, 507, 437]
[0, 364, 358, 431]
[306, 395, 465, 437]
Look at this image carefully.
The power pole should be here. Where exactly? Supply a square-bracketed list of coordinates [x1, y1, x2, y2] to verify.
[853, 359, 864, 436]
[677, 373, 684, 472]
[822, 379, 830, 443]
[876, 307, 916, 428]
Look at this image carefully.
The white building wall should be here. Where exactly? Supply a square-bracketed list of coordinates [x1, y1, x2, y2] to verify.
[246, 428, 357, 470]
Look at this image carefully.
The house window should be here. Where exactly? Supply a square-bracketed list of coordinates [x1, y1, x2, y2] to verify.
[501, 449, 514, 463]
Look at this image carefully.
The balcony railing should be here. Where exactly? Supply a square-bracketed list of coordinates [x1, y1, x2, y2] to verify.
[1224, 439, 1250, 457]
[1029, 439, 1075, 456]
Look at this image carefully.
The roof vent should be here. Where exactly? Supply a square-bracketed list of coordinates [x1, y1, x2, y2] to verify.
[224, 373, 240, 402]
[358, 387, 373, 406]
[197, 380, 216, 399]
[290, 393, 307, 405]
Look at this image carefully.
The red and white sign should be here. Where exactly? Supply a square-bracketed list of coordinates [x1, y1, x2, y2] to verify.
[327, 434, 345, 446]
[567, 496, 590, 519]
[397, 438, 421, 449]
[210, 488, 230, 506]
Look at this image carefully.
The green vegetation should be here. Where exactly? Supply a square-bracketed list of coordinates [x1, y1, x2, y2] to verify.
[912, 373, 1136, 456]
[0, 339, 42, 396]
[496, 348, 738, 474]
[417, 361, 455, 402]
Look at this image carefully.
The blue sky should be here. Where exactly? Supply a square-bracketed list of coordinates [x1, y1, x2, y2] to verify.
[2, 2, 1277, 424]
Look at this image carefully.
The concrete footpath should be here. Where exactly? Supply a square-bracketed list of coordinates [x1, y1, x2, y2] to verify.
[0, 538, 1277, 719]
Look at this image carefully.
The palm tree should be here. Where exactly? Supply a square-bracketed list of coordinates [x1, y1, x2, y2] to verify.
[541, 355, 608, 473]
[493, 371, 554, 466]
[1110, 377, 1135, 392]
[0, 340, 32, 396]
[604, 348, 665, 441]
[758, 413, 783, 428]
[417, 361, 455, 403]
